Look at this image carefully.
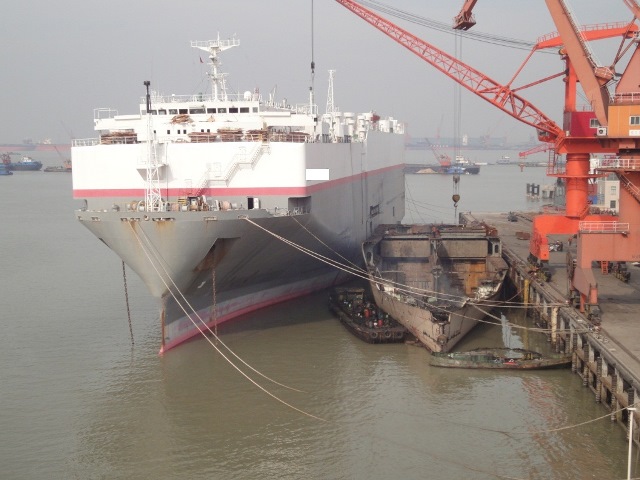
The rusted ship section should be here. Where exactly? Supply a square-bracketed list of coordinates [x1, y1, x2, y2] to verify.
[362, 223, 508, 352]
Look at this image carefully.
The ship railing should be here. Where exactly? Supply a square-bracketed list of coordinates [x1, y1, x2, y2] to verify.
[578, 221, 629, 234]
[596, 157, 640, 170]
[612, 92, 640, 104]
[87, 201, 306, 217]
[72, 138, 100, 147]
[141, 92, 255, 104]
[94, 108, 118, 120]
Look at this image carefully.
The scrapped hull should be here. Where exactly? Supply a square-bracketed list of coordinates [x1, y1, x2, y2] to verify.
[429, 349, 572, 369]
[368, 284, 499, 352]
[363, 223, 508, 353]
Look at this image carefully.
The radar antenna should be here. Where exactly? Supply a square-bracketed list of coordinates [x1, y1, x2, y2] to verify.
[191, 35, 240, 101]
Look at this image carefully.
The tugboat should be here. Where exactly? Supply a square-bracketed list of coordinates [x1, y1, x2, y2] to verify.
[328, 287, 407, 343]
[2, 153, 43, 171]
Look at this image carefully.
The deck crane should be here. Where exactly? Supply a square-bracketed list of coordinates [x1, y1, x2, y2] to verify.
[334, 0, 640, 317]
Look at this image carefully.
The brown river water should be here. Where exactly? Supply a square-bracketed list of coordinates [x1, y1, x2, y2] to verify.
[1, 151, 637, 479]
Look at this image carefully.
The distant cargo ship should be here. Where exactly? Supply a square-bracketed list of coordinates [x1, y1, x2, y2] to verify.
[0, 140, 70, 153]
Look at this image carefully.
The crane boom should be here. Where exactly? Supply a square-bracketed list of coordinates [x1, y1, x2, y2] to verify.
[623, 0, 640, 18]
[334, 0, 563, 141]
[544, 0, 613, 126]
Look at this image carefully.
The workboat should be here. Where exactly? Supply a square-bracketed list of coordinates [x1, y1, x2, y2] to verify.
[0, 163, 13, 176]
[2, 154, 43, 171]
[362, 223, 508, 352]
[429, 348, 572, 370]
[44, 160, 72, 173]
[328, 287, 407, 343]
[72, 37, 406, 352]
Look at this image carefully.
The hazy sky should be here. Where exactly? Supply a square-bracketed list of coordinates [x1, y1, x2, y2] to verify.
[1, 0, 633, 144]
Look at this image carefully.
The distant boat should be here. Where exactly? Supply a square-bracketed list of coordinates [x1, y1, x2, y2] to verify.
[2, 154, 43, 171]
[0, 163, 13, 176]
[429, 347, 572, 369]
[44, 160, 72, 173]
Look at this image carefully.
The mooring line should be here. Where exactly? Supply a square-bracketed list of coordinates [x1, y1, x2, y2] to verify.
[122, 261, 134, 345]
[130, 223, 307, 393]
[127, 223, 324, 420]
[242, 217, 572, 334]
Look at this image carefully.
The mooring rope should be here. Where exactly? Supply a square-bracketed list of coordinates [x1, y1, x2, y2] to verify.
[130, 224, 306, 392]
[122, 261, 134, 345]
[126, 222, 325, 421]
[242, 217, 574, 334]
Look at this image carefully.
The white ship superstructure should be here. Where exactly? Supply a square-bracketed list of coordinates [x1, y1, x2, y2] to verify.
[73, 37, 406, 351]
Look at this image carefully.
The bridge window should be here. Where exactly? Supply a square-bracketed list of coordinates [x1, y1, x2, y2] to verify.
[169, 109, 178, 114]
[218, 108, 227, 113]
[190, 108, 205, 114]
[240, 107, 249, 113]
[589, 118, 600, 128]
[229, 107, 239, 113]
[207, 108, 216, 113]
[179, 109, 188, 114]
[631, 116, 640, 125]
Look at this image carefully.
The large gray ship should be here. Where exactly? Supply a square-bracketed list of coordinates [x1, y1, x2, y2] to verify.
[72, 37, 406, 352]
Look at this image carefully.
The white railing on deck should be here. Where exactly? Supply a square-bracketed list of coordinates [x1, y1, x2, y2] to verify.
[579, 221, 629, 233]
[597, 158, 640, 170]
[612, 92, 640, 104]
[94, 108, 118, 120]
[72, 138, 99, 147]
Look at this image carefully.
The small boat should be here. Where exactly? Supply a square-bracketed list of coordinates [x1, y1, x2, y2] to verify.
[429, 347, 572, 369]
[5, 155, 43, 171]
[44, 160, 72, 173]
[0, 163, 13, 176]
[328, 287, 407, 343]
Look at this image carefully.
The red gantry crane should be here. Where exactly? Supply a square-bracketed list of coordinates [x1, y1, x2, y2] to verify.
[334, 0, 640, 318]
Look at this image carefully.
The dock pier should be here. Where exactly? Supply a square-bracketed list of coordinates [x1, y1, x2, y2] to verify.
[462, 211, 640, 441]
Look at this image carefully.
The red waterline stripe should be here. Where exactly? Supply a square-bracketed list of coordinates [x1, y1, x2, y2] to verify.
[159, 284, 323, 354]
[74, 163, 405, 199]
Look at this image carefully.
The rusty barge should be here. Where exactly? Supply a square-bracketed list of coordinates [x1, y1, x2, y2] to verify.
[362, 223, 508, 352]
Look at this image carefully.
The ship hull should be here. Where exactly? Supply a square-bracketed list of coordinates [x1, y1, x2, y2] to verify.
[367, 284, 501, 352]
[76, 138, 405, 351]
[362, 223, 508, 352]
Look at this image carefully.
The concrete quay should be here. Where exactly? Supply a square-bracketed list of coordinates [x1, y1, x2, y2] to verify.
[462, 211, 640, 438]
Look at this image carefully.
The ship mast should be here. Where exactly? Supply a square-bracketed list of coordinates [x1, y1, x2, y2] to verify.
[191, 35, 240, 101]
[143, 80, 163, 212]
